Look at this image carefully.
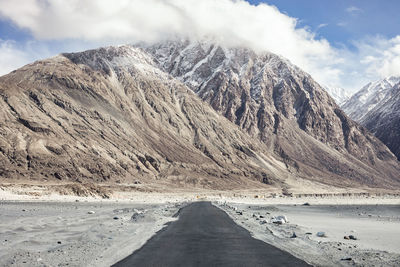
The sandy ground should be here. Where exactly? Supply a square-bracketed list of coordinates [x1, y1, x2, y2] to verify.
[216, 201, 400, 266]
[0, 201, 185, 267]
[1, 184, 400, 267]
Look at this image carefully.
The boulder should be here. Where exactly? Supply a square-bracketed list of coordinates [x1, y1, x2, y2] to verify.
[317, 232, 326, 237]
[272, 215, 289, 224]
[272, 218, 285, 224]
[349, 235, 357, 240]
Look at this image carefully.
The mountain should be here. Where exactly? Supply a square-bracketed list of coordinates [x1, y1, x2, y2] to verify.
[143, 40, 400, 187]
[0, 46, 278, 190]
[322, 86, 352, 106]
[0, 40, 399, 192]
[343, 76, 400, 161]
[342, 76, 400, 122]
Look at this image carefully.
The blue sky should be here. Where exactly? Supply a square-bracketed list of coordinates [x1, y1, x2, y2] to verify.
[0, 0, 399, 92]
[249, 0, 400, 50]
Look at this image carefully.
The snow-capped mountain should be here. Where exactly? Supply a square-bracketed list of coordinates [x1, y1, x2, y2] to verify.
[323, 86, 352, 106]
[342, 76, 400, 122]
[343, 76, 400, 160]
[0, 40, 399, 191]
[143, 40, 400, 186]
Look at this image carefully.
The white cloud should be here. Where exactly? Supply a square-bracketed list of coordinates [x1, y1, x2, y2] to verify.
[346, 6, 362, 14]
[0, 0, 398, 93]
[317, 23, 328, 30]
[0, 40, 31, 75]
[0, 0, 342, 87]
[356, 36, 400, 78]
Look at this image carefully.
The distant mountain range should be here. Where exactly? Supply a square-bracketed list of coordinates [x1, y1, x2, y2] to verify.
[0, 40, 399, 192]
[343, 76, 400, 161]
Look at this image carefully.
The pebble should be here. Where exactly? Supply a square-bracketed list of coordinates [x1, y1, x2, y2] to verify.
[88, 211, 95, 214]
[341, 257, 352, 261]
[113, 216, 119, 220]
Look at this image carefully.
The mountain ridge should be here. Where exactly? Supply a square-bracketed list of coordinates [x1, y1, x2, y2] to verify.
[0, 41, 399, 192]
[343, 76, 400, 161]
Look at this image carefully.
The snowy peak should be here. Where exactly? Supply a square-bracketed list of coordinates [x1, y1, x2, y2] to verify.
[142, 39, 307, 100]
[342, 76, 400, 160]
[342, 76, 400, 121]
[322, 86, 352, 106]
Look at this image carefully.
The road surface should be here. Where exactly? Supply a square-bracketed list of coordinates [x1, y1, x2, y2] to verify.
[113, 202, 311, 266]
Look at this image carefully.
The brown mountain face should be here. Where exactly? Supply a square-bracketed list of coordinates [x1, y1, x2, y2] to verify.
[0, 47, 286, 190]
[0, 41, 399, 192]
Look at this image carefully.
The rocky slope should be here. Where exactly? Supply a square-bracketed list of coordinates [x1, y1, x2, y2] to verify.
[0, 46, 286, 190]
[343, 77, 400, 160]
[144, 40, 400, 187]
[0, 41, 399, 191]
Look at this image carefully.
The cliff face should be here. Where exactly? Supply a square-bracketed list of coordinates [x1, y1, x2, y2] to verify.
[0, 41, 399, 191]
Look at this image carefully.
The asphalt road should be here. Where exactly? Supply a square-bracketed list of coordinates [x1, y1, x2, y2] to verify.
[113, 202, 311, 267]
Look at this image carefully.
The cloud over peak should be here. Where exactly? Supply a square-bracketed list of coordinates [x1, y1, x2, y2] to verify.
[0, 0, 399, 92]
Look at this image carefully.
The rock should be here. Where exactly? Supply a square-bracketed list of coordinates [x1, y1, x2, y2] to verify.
[303, 202, 311, 206]
[113, 216, 119, 220]
[344, 236, 350, 240]
[272, 215, 288, 224]
[57, 241, 62, 244]
[259, 220, 268, 225]
[131, 210, 145, 221]
[236, 211, 243, 215]
[259, 215, 264, 218]
[317, 232, 326, 237]
[349, 235, 357, 240]
[290, 232, 297, 238]
[88, 211, 95, 214]
[272, 218, 285, 225]
[341, 257, 352, 261]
